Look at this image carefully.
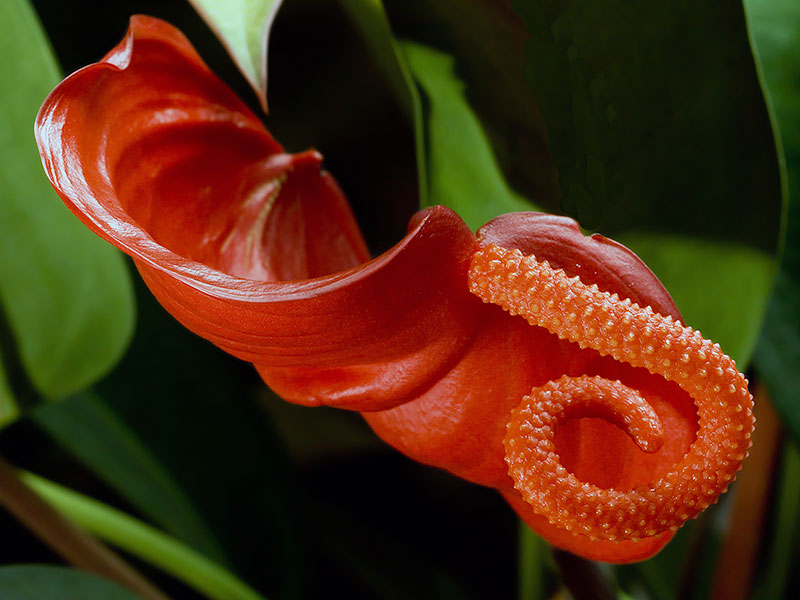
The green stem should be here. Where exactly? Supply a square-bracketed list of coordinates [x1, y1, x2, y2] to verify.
[517, 521, 544, 600]
[22, 471, 267, 600]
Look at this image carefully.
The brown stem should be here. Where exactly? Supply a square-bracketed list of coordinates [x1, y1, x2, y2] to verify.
[0, 456, 169, 600]
[552, 549, 616, 600]
[710, 383, 782, 600]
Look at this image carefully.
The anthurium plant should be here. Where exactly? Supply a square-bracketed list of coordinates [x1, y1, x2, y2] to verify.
[0, 0, 798, 599]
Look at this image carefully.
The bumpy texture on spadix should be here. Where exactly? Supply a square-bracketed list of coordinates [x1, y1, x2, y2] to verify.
[469, 245, 755, 541]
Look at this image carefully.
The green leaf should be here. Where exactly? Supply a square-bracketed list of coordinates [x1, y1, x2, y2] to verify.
[402, 42, 541, 230]
[746, 0, 800, 441]
[755, 272, 800, 440]
[33, 392, 227, 566]
[511, 0, 782, 364]
[342, 1, 557, 221]
[0, 565, 140, 600]
[384, 0, 562, 213]
[189, 0, 283, 111]
[22, 473, 267, 600]
[0, 0, 134, 403]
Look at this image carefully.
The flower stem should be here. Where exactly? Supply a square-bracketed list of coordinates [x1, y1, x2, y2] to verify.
[0, 456, 168, 600]
[517, 521, 544, 600]
[21, 471, 267, 600]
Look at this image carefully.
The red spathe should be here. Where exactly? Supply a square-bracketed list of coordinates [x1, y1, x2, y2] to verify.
[36, 15, 716, 562]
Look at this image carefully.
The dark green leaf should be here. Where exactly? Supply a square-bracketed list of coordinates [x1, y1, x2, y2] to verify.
[747, 0, 800, 441]
[385, 0, 561, 212]
[0, 566, 140, 600]
[616, 505, 725, 600]
[508, 0, 781, 364]
[517, 522, 546, 600]
[0, 0, 135, 403]
[381, 0, 780, 363]
[33, 392, 227, 565]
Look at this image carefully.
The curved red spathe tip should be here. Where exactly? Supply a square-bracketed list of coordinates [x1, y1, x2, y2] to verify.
[36, 15, 755, 563]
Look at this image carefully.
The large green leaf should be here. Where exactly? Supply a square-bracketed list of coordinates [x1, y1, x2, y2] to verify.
[746, 0, 800, 441]
[189, 0, 283, 111]
[376, 0, 781, 363]
[342, 0, 559, 220]
[0, 0, 134, 403]
[384, 0, 561, 212]
[402, 42, 541, 230]
[34, 392, 227, 566]
[0, 566, 140, 600]
[508, 0, 781, 364]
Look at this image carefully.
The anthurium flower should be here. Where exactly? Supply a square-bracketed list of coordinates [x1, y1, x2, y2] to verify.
[35, 15, 754, 564]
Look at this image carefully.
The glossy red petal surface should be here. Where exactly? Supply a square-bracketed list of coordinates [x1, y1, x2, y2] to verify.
[34, 16, 481, 411]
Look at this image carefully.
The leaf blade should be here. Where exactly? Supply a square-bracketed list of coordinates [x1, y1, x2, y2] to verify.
[402, 41, 541, 230]
[0, 0, 135, 403]
[34, 392, 227, 566]
[189, 0, 283, 111]
[511, 0, 782, 364]
[746, 0, 800, 441]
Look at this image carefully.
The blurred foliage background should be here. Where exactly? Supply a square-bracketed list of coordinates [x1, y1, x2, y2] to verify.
[0, 0, 798, 598]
